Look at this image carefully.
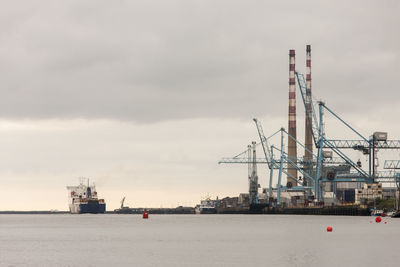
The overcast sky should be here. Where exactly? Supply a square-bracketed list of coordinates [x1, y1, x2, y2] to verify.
[0, 0, 399, 210]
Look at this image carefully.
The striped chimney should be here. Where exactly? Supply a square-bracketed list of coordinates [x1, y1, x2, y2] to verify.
[304, 45, 313, 185]
[288, 49, 297, 187]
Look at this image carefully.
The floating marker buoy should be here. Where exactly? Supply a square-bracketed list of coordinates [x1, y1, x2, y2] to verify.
[143, 209, 149, 219]
[375, 216, 382, 223]
[384, 222, 387, 224]
[327, 226, 333, 232]
[382, 213, 386, 217]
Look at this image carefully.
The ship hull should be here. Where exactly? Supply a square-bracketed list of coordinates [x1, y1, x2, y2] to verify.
[195, 207, 217, 214]
[79, 202, 106, 214]
[69, 201, 106, 214]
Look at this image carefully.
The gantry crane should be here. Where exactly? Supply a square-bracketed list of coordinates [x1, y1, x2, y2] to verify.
[219, 122, 346, 205]
[218, 68, 400, 207]
[296, 71, 400, 200]
[253, 121, 320, 204]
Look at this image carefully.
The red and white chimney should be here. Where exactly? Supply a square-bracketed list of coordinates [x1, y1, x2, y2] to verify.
[288, 49, 297, 186]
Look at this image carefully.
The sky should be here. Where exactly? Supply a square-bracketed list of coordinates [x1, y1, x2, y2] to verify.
[0, 0, 399, 210]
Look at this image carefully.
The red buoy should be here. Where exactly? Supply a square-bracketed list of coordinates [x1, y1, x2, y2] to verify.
[375, 216, 382, 223]
[384, 222, 387, 224]
[143, 209, 149, 219]
[327, 226, 333, 232]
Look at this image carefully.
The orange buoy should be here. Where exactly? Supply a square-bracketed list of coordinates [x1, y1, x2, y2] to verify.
[327, 226, 333, 232]
[375, 216, 382, 223]
[142, 209, 149, 219]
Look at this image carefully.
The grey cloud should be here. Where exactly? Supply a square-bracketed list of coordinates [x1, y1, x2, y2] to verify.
[0, 0, 399, 122]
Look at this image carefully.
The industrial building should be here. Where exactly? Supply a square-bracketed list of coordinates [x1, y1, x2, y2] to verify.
[219, 45, 400, 212]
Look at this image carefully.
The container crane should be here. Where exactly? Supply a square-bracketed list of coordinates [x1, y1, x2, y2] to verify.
[253, 120, 315, 204]
[296, 71, 400, 200]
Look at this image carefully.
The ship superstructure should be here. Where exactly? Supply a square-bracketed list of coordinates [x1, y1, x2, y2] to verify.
[66, 178, 106, 214]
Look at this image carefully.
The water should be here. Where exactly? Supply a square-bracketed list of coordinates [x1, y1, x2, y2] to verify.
[0, 214, 398, 266]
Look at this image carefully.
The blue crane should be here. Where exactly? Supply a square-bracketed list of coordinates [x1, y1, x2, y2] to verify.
[296, 71, 400, 200]
[253, 120, 315, 204]
[219, 71, 400, 206]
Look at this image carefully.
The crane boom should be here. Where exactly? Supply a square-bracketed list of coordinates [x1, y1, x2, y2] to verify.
[253, 118, 274, 169]
[120, 197, 126, 209]
[295, 72, 319, 145]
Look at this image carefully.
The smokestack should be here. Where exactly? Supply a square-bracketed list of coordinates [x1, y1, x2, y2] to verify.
[304, 45, 313, 185]
[288, 49, 297, 187]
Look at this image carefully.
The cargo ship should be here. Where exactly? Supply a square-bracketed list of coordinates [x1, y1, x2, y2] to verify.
[66, 178, 106, 214]
[195, 197, 217, 214]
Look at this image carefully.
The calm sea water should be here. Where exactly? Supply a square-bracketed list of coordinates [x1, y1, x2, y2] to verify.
[0, 214, 397, 267]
